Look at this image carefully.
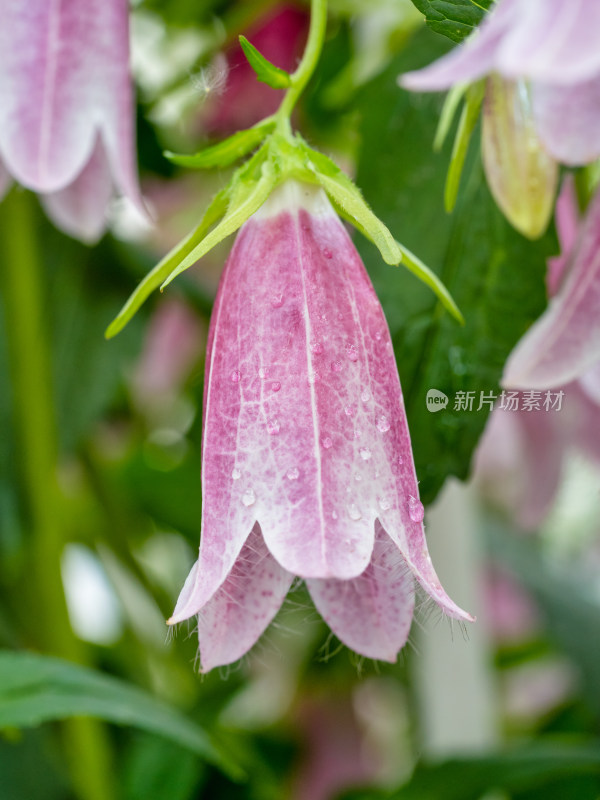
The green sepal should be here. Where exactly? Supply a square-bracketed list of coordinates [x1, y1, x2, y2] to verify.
[329, 194, 464, 324]
[105, 187, 230, 339]
[434, 82, 468, 152]
[445, 80, 485, 213]
[239, 36, 292, 89]
[296, 140, 403, 266]
[160, 159, 278, 290]
[106, 144, 274, 338]
[396, 241, 465, 324]
[164, 121, 275, 169]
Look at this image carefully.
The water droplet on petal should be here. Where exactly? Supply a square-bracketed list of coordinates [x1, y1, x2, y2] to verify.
[271, 381, 281, 392]
[286, 467, 299, 480]
[331, 360, 342, 373]
[322, 436, 333, 449]
[361, 389, 370, 403]
[332, 510, 338, 519]
[267, 419, 280, 435]
[344, 405, 355, 417]
[377, 415, 390, 433]
[346, 343, 358, 362]
[375, 330, 383, 342]
[258, 366, 269, 379]
[359, 447, 372, 461]
[379, 497, 391, 511]
[408, 495, 424, 522]
[347, 503, 362, 521]
[311, 341, 323, 355]
[230, 369, 241, 383]
[231, 468, 241, 480]
[271, 294, 284, 308]
[354, 473, 362, 482]
[354, 429, 362, 439]
[242, 488, 256, 507]
[323, 247, 333, 259]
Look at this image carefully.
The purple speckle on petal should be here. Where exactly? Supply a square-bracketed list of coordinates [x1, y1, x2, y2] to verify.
[323, 247, 333, 259]
[322, 436, 333, 449]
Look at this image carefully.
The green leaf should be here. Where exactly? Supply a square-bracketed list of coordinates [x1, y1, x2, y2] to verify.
[356, 29, 555, 504]
[340, 741, 600, 800]
[164, 122, 274, 169]
[298, 141, 402, 266]
[0, 651, 245, 781]
[444, 80, 485, 212]
[105, 187, 230, 338]
[409, 0, 494, 44]
[239, 35, 292, 89]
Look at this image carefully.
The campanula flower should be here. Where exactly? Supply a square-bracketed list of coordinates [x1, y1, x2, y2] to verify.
[503, 184, 600, 389]
[400, 0, 600, 166]
[168, 180, 472, 672]
[0, 0, 143, 242]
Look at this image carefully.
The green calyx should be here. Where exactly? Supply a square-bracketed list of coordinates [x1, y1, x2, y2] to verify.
[106, 0, 463, 339]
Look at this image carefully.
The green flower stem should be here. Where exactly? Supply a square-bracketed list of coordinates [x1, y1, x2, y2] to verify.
[1, 189, 114, 800]
[276, 0, 327, 135]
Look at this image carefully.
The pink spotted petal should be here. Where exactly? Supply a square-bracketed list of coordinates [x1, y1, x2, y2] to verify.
[400, 0, 518, 91]
[194, 524, 293, 673]
[532, 77, 600, 166]
[307, 523, 415, 662]
[503, 189, 600, 389]
[40, 138, 113, 243]
[172, 180, 471, 639]
[496, 0, 600, 85]
[0, 0, 141, 209]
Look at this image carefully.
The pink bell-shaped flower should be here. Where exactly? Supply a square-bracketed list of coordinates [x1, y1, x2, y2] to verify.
[0, 0, 144, 242]
[168, 180, 472, 672]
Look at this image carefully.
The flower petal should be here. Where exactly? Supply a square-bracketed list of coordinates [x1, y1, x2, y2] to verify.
[497, 0, 600, 85]
[199, 181, 392, 582]
[307, 522, 414, 662]
[40, 137, 113, 243]
[503, 190, 600, 389]
[400, 0, 518, 92]
[0, 0, 140, 202]
[192, 523, 293, 673]
[532, 76, 600, 166]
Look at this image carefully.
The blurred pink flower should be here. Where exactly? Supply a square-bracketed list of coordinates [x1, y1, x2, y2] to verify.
[201, 4, 309, 136]
[133, 298, 204, 408]
[401, 0, 600, 165]
[503, 183, 600, 390]
[0, 0, 143, 242]
[168, 180, 472, 672]
[475, 180, 600, 528]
